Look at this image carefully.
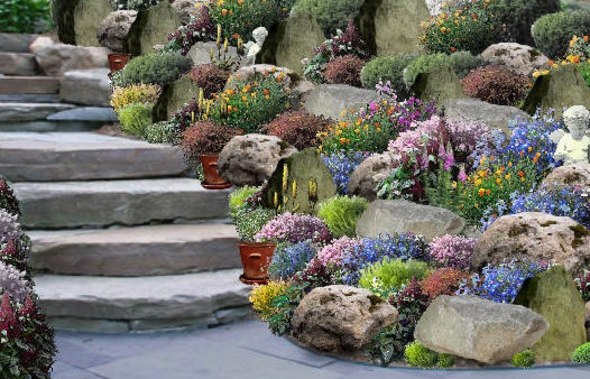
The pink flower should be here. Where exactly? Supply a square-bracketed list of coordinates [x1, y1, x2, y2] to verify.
[316, 236, 361, 265]
[255, 213, 332, 244]
[429, 234, 475, 269]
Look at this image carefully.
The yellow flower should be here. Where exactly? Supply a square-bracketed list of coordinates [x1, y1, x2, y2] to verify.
[478, 188, 486, 197]
[496, 178, 502, 185]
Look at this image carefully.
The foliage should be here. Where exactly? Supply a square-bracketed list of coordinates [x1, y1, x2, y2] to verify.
[566, 34, 590, 61]
[316, 195, 368, 238]
[190, 64, 231, 99]
[403, 51, 482, 88]
[209, 0, 280, 42]
[254, 212, 332, 244]
[118, 103, 153, 138]
[0, 0, 51, 34]
[512, 349, 536, 368]
[144, 121, 180, 144]
[322, 55, 365, 87]
[181, 121, 242, 164]
[572, 342, 590, 364]
[359, 258, 431, 299]
[429, 235, 475, 270]
[420, 0, 499, 55]
[110, 84, 161, 114]
[0, 235, 31, 275]
[229, 186, 260, 218]
[166, 5, 215, 54]
[264, 111, 331, 150]
[404, 342, 439, 368]
[208, 74, 291, 133]
[293, 0, 365, 35]
[575, 270, 590, 301]
[248, 281, 290, 321]
[420, 267, 469, 299]
[532, 9, 590, 58]
[460, 66, 531, 106]
[360, 54, 418, 97]
[437, 354, 455, 368]
[115, 53, 193, 87]
[457, 260, 548, 303]
[322, 151, 369, 195]
[232, 206, 275, 242]
[0, 179, 20, 217]
[269, 242, 317, 280]
[266, 284, 304, 336]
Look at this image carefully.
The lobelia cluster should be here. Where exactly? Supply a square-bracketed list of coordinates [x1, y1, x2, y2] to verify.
[255, 212, 332, 245]
[428, 234, 475, 270]
[268, 242, 318, 280]
[322, 151, 370, 194]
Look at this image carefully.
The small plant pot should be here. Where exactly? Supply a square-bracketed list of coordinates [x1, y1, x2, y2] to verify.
[238, 242, 276, 285]
[199, 154, 232, 190]
[108, 53, 132, 73]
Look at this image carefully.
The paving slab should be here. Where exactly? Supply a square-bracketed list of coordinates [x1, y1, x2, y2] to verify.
[0, 76, 60, 94]
[0, 102, 75, 121]
[13, 178, 231, 228]
[0, 120, 104, 132]
[46, 106, 117, 122]
[0, 132, 186, 181]
[59, 68, 111, 106]
[0, 53, 38, 76]
[0, 94, 60, 103]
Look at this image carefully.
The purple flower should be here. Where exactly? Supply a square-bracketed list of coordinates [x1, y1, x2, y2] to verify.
[255, 213, 332, 245]
[429, 234, 475, 269]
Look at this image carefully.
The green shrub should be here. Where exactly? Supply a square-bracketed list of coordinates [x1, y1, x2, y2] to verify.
[404, 342, 438, 368]
[116, 53, 193, 87]
[144, 121, 179, 144]
[572, 342, 590, 364]
[316, 195, 368, 238]
[512, 349, 536, 368]
[532, 10, 590, 58]
[448, 51, 483, 78]
[0, 0, 51, 33]
[118, 103, 153, 138]
[210, 0, 280, 41]
[233, 207, 276, 242]
[292, 0, 365, 35]
[229, 186, 260, 218]
[437, 353, 455, 368]
[359, 258, 431, 298]
[489, 0, 560, 45]
[360, 54, 418, 96]
[403, 52, 481, 88]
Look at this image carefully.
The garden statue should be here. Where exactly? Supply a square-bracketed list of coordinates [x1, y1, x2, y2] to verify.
[244, 27, 269, 65]
[553, 105, 590, 166]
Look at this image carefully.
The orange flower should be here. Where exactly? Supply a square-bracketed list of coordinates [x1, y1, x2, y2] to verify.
[585, 35, 589, 43]
[518, 170, 525, 178]
[232, 33, 240, 40]
[221, 8, 228, 16]
[450, 47, 457, 53]
[478, 188, 485, 197]
[238, 0, 244, 4]
[263, 89, 270, 96]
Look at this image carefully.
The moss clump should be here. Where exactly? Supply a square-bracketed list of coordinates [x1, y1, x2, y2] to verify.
[316, 195, 368, 238]
[116, 53, 192, 87]
[572, 342, 590, 364]
[512, 349, 536, 368]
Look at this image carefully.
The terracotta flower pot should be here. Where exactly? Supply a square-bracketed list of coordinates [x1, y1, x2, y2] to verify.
[199, 154, 232, 190]
[238, 242, 276, 285]
[108, 53, 132, 73]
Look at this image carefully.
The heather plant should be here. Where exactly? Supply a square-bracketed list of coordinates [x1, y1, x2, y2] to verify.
[359, 258, 431, 299]
[165, 5, 215, 54]
[360, 54, 418, 97]
[181, 121, 242, 165]
[575, 270, 590, 301]
[420, 267, 469, 300]
[249, 281, 290, 321]
[404, 342, 438, 368]
[110, 84, 161, 114]
[316, 196, 368, 238]
[315, 236, 361, 266]
[532, 10, 590, 58]
[118, 103, 153, 138]
[0, 210, 23, 244]
[429, 235, 475, 269]
[233, 207, 275, 242]
[0, 235, 31, 275]
[322, 55, 365, 87]
[268, 242, 317, 280]
[322, 151, 369, 195]
[209, 0, 280, 42]
[264, 111, 331, 150]
[0, 261, 30, 304]
[0, 178, 20, 216]
[254, 212, 332, 245]
[512, 349, 536, 368]
[115, 53, 193, 87]
[461, 66, 531, 106]
[189, 64, 231, 99]
[572, 342, 590, 364]
[293, 0, 365, 35]
[403, 52, 482, 88]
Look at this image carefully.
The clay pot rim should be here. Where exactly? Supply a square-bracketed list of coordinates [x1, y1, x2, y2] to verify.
[238, 241, 277, 248]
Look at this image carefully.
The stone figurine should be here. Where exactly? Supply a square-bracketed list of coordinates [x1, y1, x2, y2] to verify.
[244, 27, 269, 66]
[553, 105, 590, 166]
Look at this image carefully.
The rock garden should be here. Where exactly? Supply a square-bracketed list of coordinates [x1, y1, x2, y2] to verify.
[3, 0, 590, 375]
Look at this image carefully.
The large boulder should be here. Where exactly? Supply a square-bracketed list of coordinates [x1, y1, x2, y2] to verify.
[152, 75, 200, 122]
[358, 0, 429, 56]
[410, 65, 467, 104]
[53, 0, 113, 46]
[187, 41, 239, 66]
[523, 65, 590, 117]
[481, 43, 549, 77]
[348, 153, 393, 201]
[97, 10, 138, 53]
[442, 98, 530, 136]
[356, 199, 466, 241]
[301, 84, 379, 121]
[59, 68, 111, 107]
[291, 285, 398, 352]
[542, 164, 590, 191]
[415, 295, 549, 364]
[30, 36, 110, 77]
[172, 0, 201, 24]
[473, 212, 590, 274]
[218, 134, 297, 186]
[260, 12, 326, 75]
[126, 1, 182, 55]
[227, 65, 298, 90]
[515, 266, 587, 363]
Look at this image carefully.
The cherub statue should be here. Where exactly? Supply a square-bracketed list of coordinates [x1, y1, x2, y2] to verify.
[553, 105, 590, 166]
[244, 27, 269, 66]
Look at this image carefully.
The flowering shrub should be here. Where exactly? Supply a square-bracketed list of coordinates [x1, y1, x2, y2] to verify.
[189, 64, 231, 99]
[0, 178, 20, 216]
[255, 212, 332, 244]
[209, 0, 280, 42]
[575, 270, 590, 301]
[181, 121, 242, 164]
[532, 9, 590, 59]
[322, 55, 365, 87]
[457, 260, 548, 303]
[249, 281, 290, 321]
[420, 267, 469, 299]
[110, 84, 161, 115]
[1, 234, 31, 274]
[166, 5, 215, 54]
[323, 151, 369, 194]
[268, 242, 317, 280]
[316, 236, 361, 266]
[233, 207, 276, 242]
[316, 196, 368, 238]
[0, 261, 29, 303]
[359, 258, 431, 299]
[429, 235, 475, 269]
[1, 210, 23, 244]
[264, 110, 331, 150]
[461, 66, 531, 106]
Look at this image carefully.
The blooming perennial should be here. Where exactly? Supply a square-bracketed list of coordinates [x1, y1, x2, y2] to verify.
[255, 213, 332, 245]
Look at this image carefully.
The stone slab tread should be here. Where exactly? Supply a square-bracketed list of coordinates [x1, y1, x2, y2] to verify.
[0, 77, 60, 94]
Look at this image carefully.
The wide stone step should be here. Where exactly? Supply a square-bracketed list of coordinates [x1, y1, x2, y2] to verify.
[0, 102, 75, 121]
[35, 270, 251, 332]
[0, 77, 60, 94]
[13, 179, 231, 229]
[0, 53, 38, 76]
[0, 132, 186, 182]
[30, 224, 241, 276]
[0, 33, 37, 53]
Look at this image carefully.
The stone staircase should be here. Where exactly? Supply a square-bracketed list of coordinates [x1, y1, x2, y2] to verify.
[0, 34, 250, 332]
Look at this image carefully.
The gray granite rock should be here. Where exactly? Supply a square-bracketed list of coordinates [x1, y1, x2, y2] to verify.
[481, 43, 549, 77]
[347, 153, 393, 201]
[46, 107, 117, 122]
[96, 10, 138, 53]
[301, 84, 378, 120]
[60, 68, 111, 106]
[0, 103, 75, 122]
[0, 53, 38, 76]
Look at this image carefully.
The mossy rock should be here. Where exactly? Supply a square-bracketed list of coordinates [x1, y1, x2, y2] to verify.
[262, 148, 336, 214]
[522, 65, 590, 117]
[358, 0, 429, 55]
[152, 75, 201, 122]
[53, 0, 113, 46]
[410, 65, 467, 104]
[127, 1, 182, 55]
[514, 266, 587, 363]
[260, 12, 325, 75]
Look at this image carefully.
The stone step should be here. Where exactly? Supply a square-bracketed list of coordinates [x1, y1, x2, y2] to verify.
[0, 132, 187, 182]
[13, 178, 231, 229]
[0, 94, 60, 103]
[0, 120, 108, 132]
[0, 53, 38, 76]
[0, 33, 37, 53]
[35, 270, 251, 332]
[30, 224, 241, 277]
[0, 76, 60, 94]
[0, 102, 75, 122]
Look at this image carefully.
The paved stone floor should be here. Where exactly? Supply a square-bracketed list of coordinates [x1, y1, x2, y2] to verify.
[54, 319, 590, 379]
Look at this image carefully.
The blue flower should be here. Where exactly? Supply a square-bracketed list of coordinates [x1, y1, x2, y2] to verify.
[269, 242, 317, 280]
[323, 151, 370, 195]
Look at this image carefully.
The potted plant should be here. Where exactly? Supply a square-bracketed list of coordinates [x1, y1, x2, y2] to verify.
[182, 121, 242, 190]
[230, 187, 276, 285]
